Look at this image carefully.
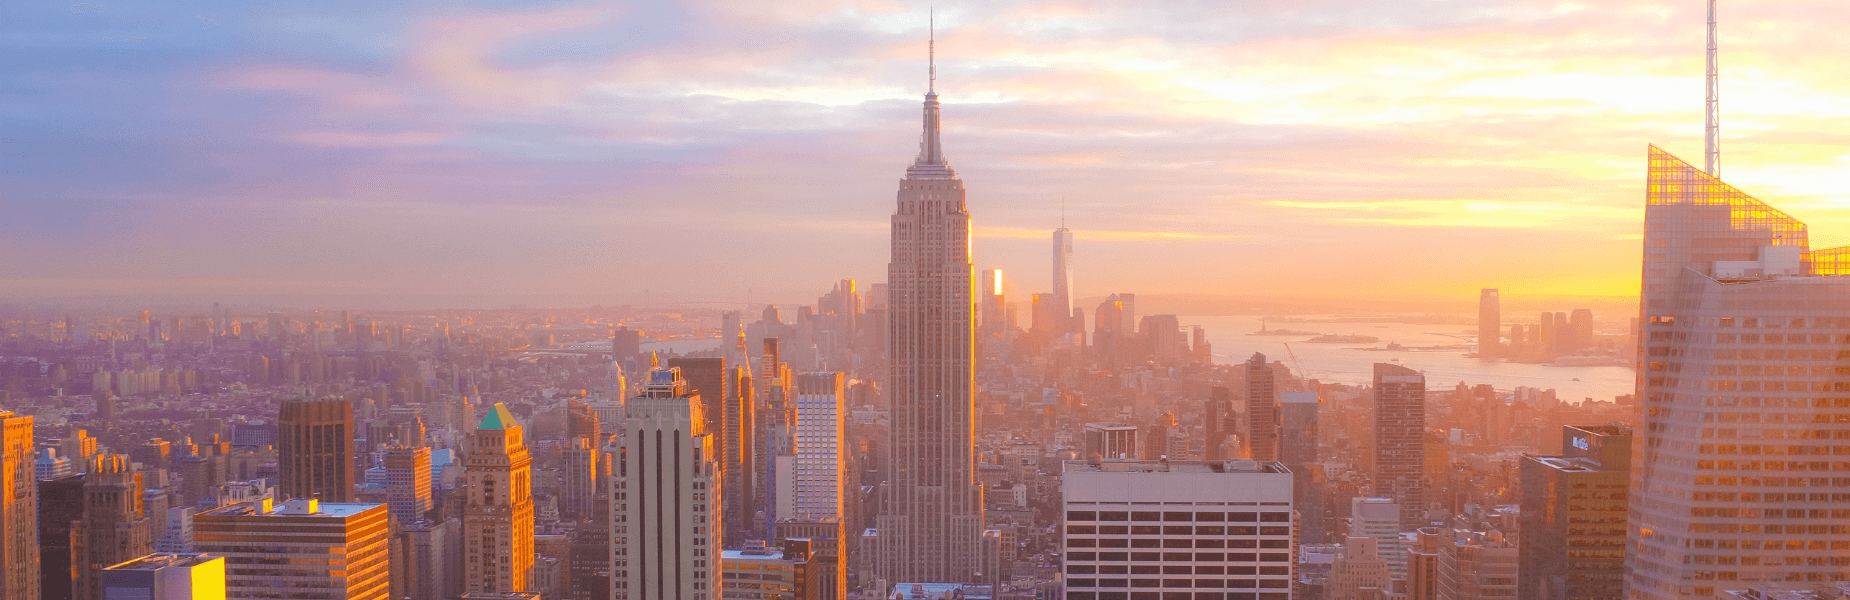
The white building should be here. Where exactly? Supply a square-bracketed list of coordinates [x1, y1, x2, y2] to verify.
[614, 367, 721, 600]
[1062, 459, 1295, 600]
[1349, 497, 1405, 578]
[790, 372, 846, 520]
[99, 553, 226, 600]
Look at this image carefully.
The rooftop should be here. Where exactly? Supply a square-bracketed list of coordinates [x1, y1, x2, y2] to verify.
[478, 403, 519, 430]
[1067, 459, 1288, 474]
[103, 553, 221, 571]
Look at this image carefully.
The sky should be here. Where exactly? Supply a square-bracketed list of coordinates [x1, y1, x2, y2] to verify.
[3, 0, 1848, 308]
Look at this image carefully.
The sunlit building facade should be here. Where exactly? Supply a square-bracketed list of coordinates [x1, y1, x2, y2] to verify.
[1627, 146, 1850, 599]
[873, 53, 986, 585]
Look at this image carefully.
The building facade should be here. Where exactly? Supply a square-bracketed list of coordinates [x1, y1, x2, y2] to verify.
[384, 446, 432, 525]
[463, 403, 536, 595]
[1627, 146, 1850, 599]
[1244, 354, 1279, 462]
[1520, 426, 1629, 600]
[192, 499, 390, 600]
[1372, 363, 1426, 530]
[278, 398, 355, 503]
[791, 373, 846, 521]
[613, 367, 722, 600]
[2, 411, 36, 600]
[80, 455, 154, 600]
[875, 55, 986, 587]
[1062, 460, 1295, 600]
[98, 553, 226, 600]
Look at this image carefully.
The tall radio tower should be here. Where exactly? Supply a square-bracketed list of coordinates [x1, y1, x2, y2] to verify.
[1704, 0, 1719, 176]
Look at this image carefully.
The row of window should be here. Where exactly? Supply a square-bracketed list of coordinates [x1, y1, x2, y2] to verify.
[1066, 552, 1291, 562]
[1067, 512, 1289, 523]
[1068, 539, 1290, 549]
[1068, 525, 1291, 536]
[1068, 565, 1287, 575]
[1065, 591, 1285, 600]
[1067, 579, 1290, 589]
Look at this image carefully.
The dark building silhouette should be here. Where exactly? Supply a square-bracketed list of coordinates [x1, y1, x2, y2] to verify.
[279, 398, 356, 502]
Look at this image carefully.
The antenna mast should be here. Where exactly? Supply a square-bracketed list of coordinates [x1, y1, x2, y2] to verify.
[1705, 0, 1719, 177]
[928, 8, 936, 94]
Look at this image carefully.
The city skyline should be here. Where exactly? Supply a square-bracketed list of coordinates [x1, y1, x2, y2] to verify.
[5, 0, 1850, 306]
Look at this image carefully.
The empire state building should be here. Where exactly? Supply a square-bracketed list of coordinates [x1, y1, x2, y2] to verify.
[874, 39, 987, 585]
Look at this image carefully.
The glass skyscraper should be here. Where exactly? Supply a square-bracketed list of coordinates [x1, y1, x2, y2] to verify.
[1627, 146, 1850, 598]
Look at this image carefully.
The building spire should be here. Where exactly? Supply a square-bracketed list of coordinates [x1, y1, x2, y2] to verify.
[907, 9, 953, 179]
[1705, 0, 1719, 177]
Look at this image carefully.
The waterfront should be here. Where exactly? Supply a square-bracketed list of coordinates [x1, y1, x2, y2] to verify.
[1186, 315, 1635, 403]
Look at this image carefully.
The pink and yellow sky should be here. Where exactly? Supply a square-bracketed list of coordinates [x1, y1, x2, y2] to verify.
[2, 0, 1846, 306]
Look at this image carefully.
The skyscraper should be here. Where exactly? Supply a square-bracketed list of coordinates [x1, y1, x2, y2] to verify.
[1204, 386, 1237, 460]
[791, 373, 846, 521]
[1372, 362, 1426, 530]
[79, 455, 154, 600]
[384, 446, 432, 525]
[725, 365, 757, 545]
[278, 398, 355, 503]
[40, 473, 85, 600]
[1244, 353, 1279, 462]
[1061, 459, 1295, 600]
[874, 32, 985, 586]
[1477, 289, 1500, 358]
[613, 367, 722, 600]
[1052, 227, 1074, 334]
[980, 269, 1005, 338]
[1520, 426, 1628, 600]
[463, 403, 535, 595]
[1626, 146, 1850, 599]
[2, 410, 37, 600]
[193, 498, 390, 600]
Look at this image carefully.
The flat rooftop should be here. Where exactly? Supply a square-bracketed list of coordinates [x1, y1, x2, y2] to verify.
[1067, 459, 1288, 474]
[105, 553, 219, 571]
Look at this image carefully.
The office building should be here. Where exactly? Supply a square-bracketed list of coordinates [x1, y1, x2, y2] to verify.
[1520, 426, 1629, 600]
[1407, 528, 1443, 600]
[1435, 530, 1516, 600]
[1628, 146, 1850, 598]
[1278, 392, 1322, 543]
[1478, 289, 1500, 357]
[981, 269, 1005, 337]
[667, 358, 729, 482]
[566, 399, 602, 444]
[403, 518, 464, 600]
[80, 454, 155, 600]
[155, 507, 197, 553]
[278, 398, 355, 502]
[1372, 363, 1426, 530]
[720, 545, 802, 600]
[1062, 459, 1295, 600]
[384, 446, 432, 525]
[1083, 423, 1138, 461]
[725, 364, 756, 545]
[193, 498, 390, 600]
[1204, 387, 1238, 461]
[2, 411, 37, 600]
[1327, 536, 1393, 600]
[1052, 226, 1074, 334]
[1350, 497, 1405, 579]
[98, 553, 226, 600]
[791, 373, 846, 521]
[613, 367, 722, 600]
[42, 473, 86, 600]
[463, 403, 535, 595]
[1244, 353, 1279, 462]
[561, 437, 600, 521]
[872, 42, 986, 586]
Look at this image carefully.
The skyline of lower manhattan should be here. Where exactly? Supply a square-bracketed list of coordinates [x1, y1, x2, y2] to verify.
[7, 2, 1850, 600]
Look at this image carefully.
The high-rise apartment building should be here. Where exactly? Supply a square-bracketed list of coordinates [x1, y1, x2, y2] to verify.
[1052, 227, 1074, 334]
[1372, 362, 1426, 530]
[874, 46, 985, 586]
[1478, 289, 1500, 358]
[791, 373, 845, 521]
[1244, 353, 1279, 462]
[98, 553, 226, 600]
[278, 398, 355, 502]
[463, 403, 535, 595]
[2, 410, 37, 600]
[80, 454, 154, 600]
[193, 498, 390, 600]
[1061, 459, 1295, 600]
[613, 367, 722, 600]
[1520, 426, 1628, 600]
[384, 446, 432, 525]
[1627, 146, 1850, 599]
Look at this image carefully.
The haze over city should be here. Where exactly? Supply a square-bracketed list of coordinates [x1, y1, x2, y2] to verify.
[6, 0, 1850, 307]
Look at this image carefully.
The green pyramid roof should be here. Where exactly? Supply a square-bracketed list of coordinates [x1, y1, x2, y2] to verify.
[478, 403, 519, 430]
